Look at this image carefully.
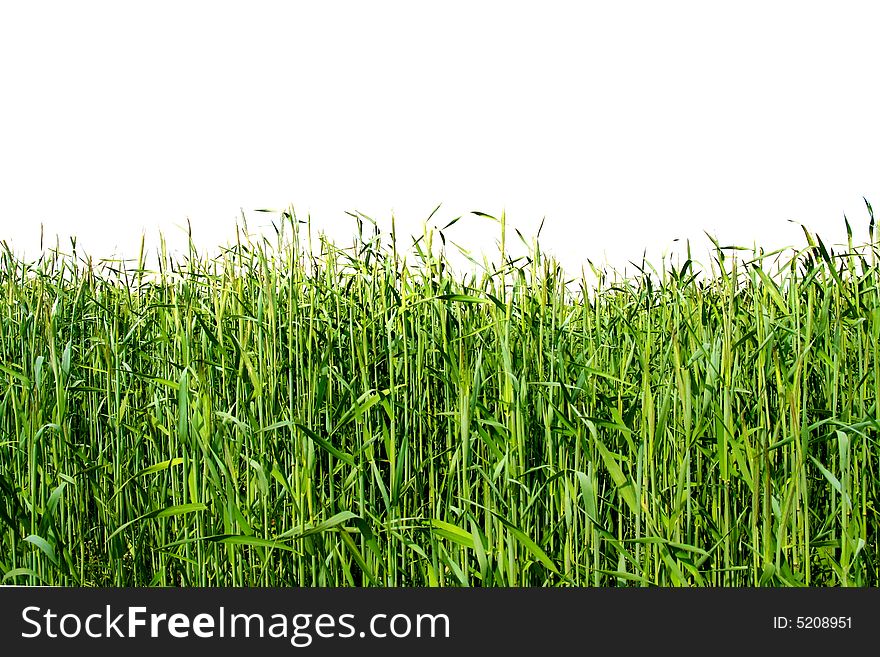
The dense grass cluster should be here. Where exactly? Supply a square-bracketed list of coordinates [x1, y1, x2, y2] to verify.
[1, 210, 878, 586]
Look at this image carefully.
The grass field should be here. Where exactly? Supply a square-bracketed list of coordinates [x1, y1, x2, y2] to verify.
[0, 209, 877, 586]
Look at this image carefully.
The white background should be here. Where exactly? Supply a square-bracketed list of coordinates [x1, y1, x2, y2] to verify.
[2, 1, 879, 274]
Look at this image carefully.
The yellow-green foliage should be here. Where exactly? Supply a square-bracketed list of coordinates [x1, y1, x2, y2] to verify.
[0, 210, 877, 586]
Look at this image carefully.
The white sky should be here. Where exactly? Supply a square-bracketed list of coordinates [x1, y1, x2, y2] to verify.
[2, 1, 879, 275]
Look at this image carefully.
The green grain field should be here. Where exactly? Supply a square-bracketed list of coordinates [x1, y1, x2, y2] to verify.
[1, 208, 877, 586]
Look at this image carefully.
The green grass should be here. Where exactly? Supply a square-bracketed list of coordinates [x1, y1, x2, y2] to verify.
[0, 207, 877, 586]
